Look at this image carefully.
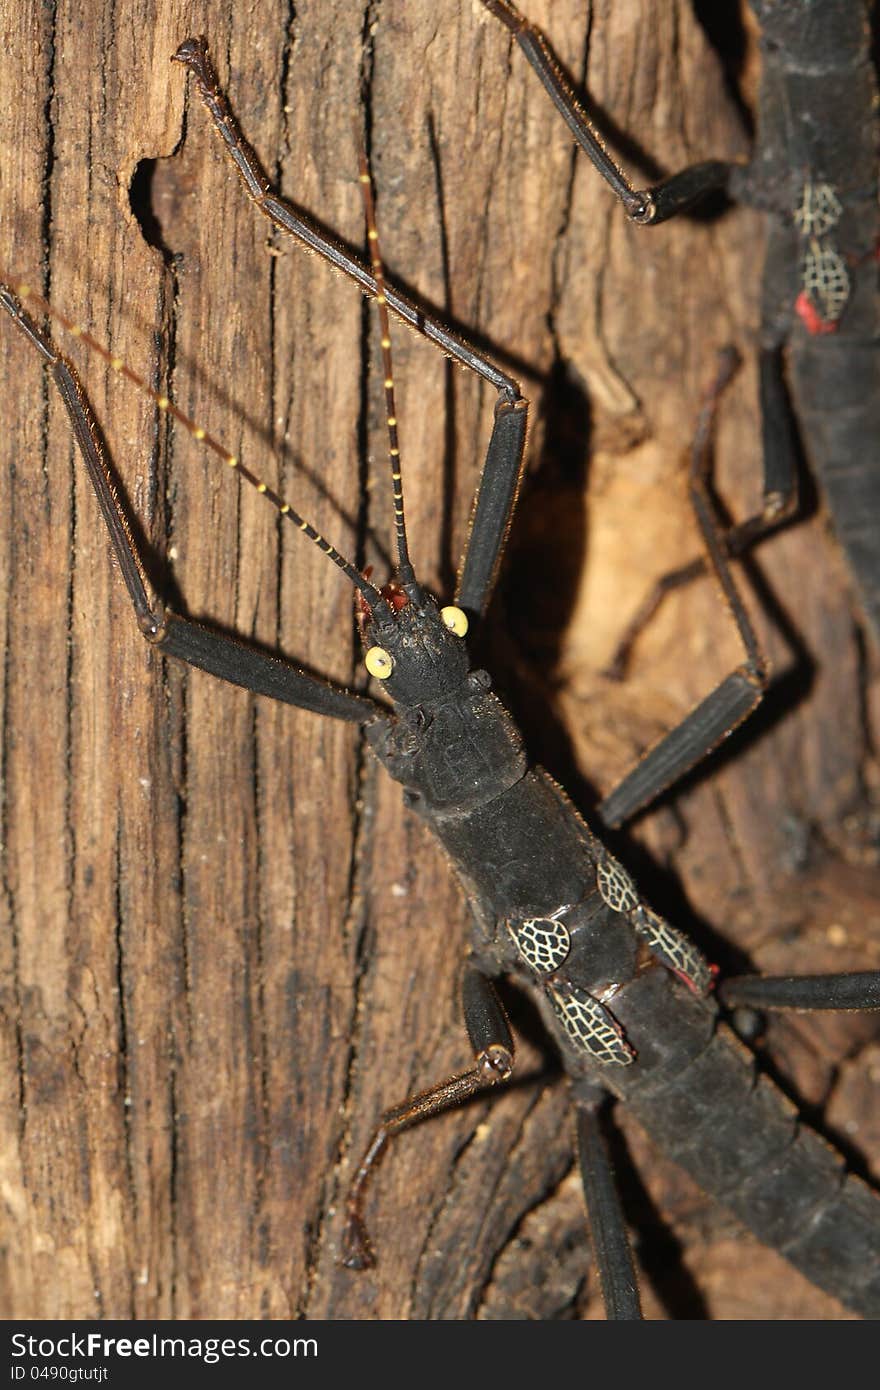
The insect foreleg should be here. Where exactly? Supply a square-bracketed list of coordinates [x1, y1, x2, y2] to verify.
[455, 397, 528, 619]
[173, 38, 520, 400]
[174, 36, 535, 624]
[487, 0, 880, 652]
[481, 0, 807, 589]
[154, 610, 379, 722]
[0, 286, 381, 726]
[605, 341, 801, 683]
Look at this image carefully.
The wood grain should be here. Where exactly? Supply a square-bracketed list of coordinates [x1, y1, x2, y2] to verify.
[0, 0, 877, 1319]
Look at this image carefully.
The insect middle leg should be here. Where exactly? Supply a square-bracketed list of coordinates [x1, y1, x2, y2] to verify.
[596, 351, 768, 828]
[340, 967, 514, 1270]
[339, 961, 645, 1318]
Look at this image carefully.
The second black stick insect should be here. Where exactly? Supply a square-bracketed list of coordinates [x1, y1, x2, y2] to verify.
[480, 0, 880, 654]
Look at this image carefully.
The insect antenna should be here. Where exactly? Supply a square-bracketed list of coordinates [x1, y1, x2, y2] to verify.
[3, 275, 390, 614]
[356, 154, 418, 596]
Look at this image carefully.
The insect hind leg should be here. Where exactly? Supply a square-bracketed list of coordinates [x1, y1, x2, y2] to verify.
[575, 1098, 642, 1319]
[720, 970, 880, 1013]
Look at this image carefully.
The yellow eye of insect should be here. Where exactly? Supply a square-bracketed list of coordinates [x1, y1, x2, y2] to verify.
[365, 647, 394, 680]
[440, 605, 468, 637]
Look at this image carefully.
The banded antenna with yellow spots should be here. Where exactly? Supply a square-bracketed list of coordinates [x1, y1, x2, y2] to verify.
[357, 152, 415, 594]
[355, 152, 468, 679]
[2, 273, 397, 624]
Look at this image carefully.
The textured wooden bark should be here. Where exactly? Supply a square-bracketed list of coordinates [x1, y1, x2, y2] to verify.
[0, 0, 877, 1320]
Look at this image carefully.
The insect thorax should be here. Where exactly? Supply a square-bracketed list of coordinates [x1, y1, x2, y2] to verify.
[366, 673, 527, 814]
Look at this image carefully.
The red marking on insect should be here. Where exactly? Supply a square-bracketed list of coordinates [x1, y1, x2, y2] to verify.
[795, 290, 838, 336]
[670, 959, 718, 997]
[382, 581, 409, 612]
[356, 568, 410, 634]
[670, 964, 707, 996]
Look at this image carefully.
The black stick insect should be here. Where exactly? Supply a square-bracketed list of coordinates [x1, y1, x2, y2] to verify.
[479, 0, 880, 665]
[3, 31, 880, 1320]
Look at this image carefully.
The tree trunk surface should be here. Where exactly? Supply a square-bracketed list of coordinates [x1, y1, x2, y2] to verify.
[1, 0, 878, 1320]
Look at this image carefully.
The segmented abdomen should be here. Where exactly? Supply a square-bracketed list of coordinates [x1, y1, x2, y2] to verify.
[605, 968, 880, 1317]
[792, 335, 880, 642]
